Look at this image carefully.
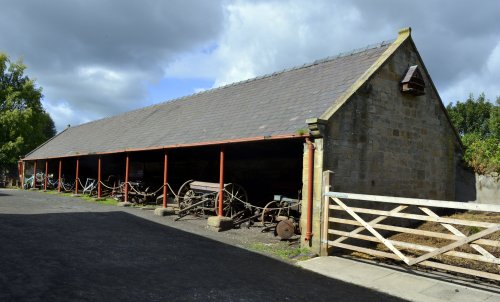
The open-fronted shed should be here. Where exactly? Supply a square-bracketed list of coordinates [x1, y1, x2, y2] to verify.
[21, 28, 464, 253]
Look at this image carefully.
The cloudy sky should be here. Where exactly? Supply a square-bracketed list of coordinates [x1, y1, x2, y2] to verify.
[1, 0, 499, 132]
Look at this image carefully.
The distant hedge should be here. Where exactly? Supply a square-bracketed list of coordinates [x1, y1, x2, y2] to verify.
[446, 93, 499, 174]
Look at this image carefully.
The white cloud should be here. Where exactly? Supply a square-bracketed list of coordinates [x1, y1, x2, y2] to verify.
[166, 0, 393, 88]
[441, 41, 500, 103]
[166, 0, 500, 105]
[2, 0, 500, 133]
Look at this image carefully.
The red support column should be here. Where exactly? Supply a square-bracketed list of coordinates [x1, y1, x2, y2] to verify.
[218, 147, 225, 217]
[20, 161, 25, 189]
[58, 159, 62, 193]
[97, 156, 102, 198]
[44, 160, 48, 191]
[162, 150, 168, 208]
[75, 157, 79, 194]
[305, 138, 315, 242]
[33, 161, 37, 189]
[124, 153, 129, 203]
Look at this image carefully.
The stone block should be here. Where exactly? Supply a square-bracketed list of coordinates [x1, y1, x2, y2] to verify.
[117, 201, 132, 207]
[207, 216, 233, 232]
[154, 207, 176, 216]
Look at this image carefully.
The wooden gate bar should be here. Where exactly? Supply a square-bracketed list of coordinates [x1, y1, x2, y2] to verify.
[328, 229, 499, 264]
[332, 205, 407, 245]
[329, 205, 497, 228]
[332, 197, 410, 264]
[326, 191, 500, 212]
[324, 190, 500, 282]
[328, 216, 500, 248]
[419, 206, 496, 260]
[408, 225, 500, 266]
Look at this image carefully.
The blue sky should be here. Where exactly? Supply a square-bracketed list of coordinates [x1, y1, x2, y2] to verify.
[146, 78, 214, 105]
[1, 0, 499, 132]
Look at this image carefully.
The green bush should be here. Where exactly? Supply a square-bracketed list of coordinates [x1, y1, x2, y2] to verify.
[447, 94, 500, 174]
[461, 133, 500, 174]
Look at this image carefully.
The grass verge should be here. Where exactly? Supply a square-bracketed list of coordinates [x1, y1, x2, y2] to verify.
[249, 242, 314, 262]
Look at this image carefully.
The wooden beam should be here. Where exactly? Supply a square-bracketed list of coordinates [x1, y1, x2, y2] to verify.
[329, 205, 497, 228]
[329, 217, 500, 248]
[328, 241, 500, 281]
[419, 207, 497, 261]
[408, 225, 500, 266]
[325, 191, 500, 212]
[332, 205, 407, 245]
[328, 229, 499, 264]
[332, 197, 410, 265]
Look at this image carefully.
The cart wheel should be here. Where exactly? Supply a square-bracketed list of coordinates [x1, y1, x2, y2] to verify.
[276, 219, 295, 240]
[214, 183, 248, 218]
[261, 201, 279, 228]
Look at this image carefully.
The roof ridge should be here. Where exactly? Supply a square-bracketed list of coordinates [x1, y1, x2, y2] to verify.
[176, 39, 395, 99]
[65, 39, 394, 131]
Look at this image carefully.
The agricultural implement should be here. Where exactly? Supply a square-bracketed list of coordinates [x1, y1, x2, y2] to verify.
[175, 180, 249, 220]
[260, 195, 301, 240]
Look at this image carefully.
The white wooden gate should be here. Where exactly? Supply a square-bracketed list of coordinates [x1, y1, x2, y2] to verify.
[321, 173, 500, 281]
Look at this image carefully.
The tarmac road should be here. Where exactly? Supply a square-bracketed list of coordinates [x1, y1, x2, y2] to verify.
[0, 189, 405, 302]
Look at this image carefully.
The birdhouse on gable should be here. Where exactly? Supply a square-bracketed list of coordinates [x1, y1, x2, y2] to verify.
[400, 65, 425, 96]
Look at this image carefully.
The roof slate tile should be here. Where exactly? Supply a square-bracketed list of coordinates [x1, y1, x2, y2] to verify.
[25, 41, 391, 159]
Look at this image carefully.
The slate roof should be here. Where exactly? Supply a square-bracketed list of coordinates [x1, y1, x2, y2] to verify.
[24, 41, 392, 160]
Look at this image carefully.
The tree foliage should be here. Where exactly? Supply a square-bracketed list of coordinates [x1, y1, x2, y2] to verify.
[0, 53, 56, 174]
[446, 93, 500, 174]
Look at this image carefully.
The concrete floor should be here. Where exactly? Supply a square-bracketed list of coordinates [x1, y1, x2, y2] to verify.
[0, 189, 404, 302]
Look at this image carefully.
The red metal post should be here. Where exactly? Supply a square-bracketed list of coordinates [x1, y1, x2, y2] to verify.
[75, 157, 79, 194]
[97, 156, 102, 198]
[33, 161, 37, 189]
[58, 159, 62, 193]
[305, 138, 315, 241]
[19, 161, 24, 189]
[44, 160, 48, 191]
[163, 150, 168, 208]
[218, 147, 225, 217]
[124, 153, 129, 202]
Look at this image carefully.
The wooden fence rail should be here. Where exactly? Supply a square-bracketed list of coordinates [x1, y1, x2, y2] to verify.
[321, 180, 500, 282]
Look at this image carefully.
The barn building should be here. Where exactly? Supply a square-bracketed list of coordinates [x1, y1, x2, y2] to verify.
[21, 28, 464, 253]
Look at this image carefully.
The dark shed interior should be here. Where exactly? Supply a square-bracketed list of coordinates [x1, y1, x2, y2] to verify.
[34, 139, 304, 207]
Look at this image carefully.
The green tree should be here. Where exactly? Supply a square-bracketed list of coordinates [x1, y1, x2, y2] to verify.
[446, 93, 494, 137]
[0, 52, 56, 176]
[446, 93, 500, 173]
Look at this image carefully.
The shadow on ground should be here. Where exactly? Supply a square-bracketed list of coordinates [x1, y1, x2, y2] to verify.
[0, 211, 405, 302]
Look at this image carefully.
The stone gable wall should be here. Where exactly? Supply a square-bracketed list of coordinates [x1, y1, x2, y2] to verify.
[323, 40, 462, 200]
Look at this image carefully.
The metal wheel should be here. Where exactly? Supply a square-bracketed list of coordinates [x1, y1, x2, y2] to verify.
[261, 201, 280, 228]
[214, 183, 248, 218]
[176, 180, 195, 212]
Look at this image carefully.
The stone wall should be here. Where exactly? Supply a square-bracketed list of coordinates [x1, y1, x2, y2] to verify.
[475, 173, 500, 205]
[301, 39, 465, 254]
[323, 40, 461, 200]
